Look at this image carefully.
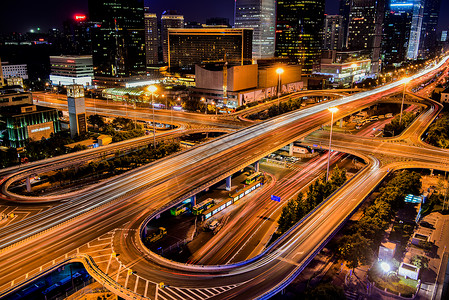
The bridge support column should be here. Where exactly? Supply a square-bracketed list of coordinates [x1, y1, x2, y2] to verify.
[26, 176, 31, 193]
[226, 176, 232, 191]
[191, 194, 197, 206]
[289, 143, 294, 156]
[431, 169, 434, 176]
[254, 161, 260, 172]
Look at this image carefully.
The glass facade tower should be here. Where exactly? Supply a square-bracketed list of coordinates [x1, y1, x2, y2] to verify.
[419, 0, 441, 58]
[383, 0, 424, 63]
[234, 0, 276, 59]
[88, 0, 146, 79]
[275, 0, 325, 73]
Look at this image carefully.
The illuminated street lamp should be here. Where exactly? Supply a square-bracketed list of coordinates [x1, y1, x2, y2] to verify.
[276, 68, 284, 112]
[399, 77, 411, 125]
[326, 107, 339, 182]
[147, 85, 157, 149]
[201, 97, 207, 114]
[380, 261, 391, 276]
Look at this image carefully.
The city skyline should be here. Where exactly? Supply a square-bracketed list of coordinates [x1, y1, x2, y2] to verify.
[2, 0, 447, 34]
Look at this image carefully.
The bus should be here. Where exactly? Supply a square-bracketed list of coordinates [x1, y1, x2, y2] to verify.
[170, 202, 192, 216]
[245, 172, 262, 184]
[180, 141, 196, 148]
[192, 198, 215, 215]
[203, 178, 264, 220]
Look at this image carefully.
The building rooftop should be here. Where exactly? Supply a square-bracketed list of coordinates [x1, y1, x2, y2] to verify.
[0, 104, 57, 117]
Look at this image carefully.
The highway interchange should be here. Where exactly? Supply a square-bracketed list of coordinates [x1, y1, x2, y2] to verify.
[1, 56, 449, 299]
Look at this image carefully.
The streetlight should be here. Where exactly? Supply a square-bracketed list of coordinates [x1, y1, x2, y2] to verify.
[147, 85, 157, 149]
[276, 68, 284, 112]
[351, 63, 358, 88]
[399, 77, 411, 125]
[162, 94, 166, 110]
[201, 97, 207, 114]
[326, 107, 339, 182]
[212, 101, 217, 115]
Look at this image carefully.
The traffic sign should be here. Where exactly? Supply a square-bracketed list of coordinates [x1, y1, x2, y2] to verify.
[271, 195, 281, 202]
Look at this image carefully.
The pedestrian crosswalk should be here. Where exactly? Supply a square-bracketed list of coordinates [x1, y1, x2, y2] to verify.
[345, 289, 358, 300]
[158, 284, 240, 300]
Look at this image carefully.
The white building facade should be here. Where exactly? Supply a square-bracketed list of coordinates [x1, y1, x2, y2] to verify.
[50, 55, 93, 87]
[1, 63, 28, 80]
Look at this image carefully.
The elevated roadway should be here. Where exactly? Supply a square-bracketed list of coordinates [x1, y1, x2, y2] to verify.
[1, 56, 449, 299]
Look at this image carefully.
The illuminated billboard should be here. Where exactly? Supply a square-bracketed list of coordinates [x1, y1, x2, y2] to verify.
[27, 122, 54, 141]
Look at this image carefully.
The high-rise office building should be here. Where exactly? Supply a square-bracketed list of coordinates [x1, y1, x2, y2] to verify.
[347, 0, 385, 74]
[161, 11, 184, 63]
[323, 15, 344, 51]
[234, 0, 276, 59]
[419, 0, 441, 58]
[339, 0, 352, 49]
[168, 28, 253, 70]
[382, 0, 424, 64]
[144, 8, 158, 66]
[88, 0, 146, 83]
[63, 14, 93, 55]
[275, 0, 325, 73]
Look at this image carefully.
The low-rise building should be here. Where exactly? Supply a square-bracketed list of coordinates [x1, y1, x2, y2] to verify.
[378, 242, 397, 261]
[1, 62, 28, 80]
[398, 262, 420, 280]
[0, 103, 61, 148]
[316, 50, 372, 88]
[192, 59, 303, 108]
[441, 88, 449, 104]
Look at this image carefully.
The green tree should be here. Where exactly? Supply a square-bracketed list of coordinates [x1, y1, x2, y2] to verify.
[411, 255, 429, 269]
[88, 114, 105, 129]
[304, 283, 346, 300]
[338, 233, 372, 269]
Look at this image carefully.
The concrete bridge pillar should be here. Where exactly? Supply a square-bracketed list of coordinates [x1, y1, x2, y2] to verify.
[26, 176, 31, 193]
[289, 143, 294, 156]
[226, 176, 232, 191]
[254, 161, 260, 172]
[431, 169, 434, 176]
[191, 194, 197, 206]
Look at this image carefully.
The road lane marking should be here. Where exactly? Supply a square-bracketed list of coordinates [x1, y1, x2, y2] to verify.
[115, 264, 121, 282]
[134, 275, 139, 292]
[174, 288, 197, 300]
[124, 270, 129, 289]
[144, 280, 149, 298]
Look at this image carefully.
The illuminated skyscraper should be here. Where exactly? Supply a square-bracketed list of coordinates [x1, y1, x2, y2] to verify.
[275, 0, 325, 73]
[161, 11, 184, 63]
[419, 0, 441, 58]
[382, 0, 424, 64]
[144, 8, 158, 66]
[234, 0, 276, 59]
[89, 0, 146, 83]
[347, 0, 385, 74]
[323, 15, 344, 51]
[339, 0, 352, 48]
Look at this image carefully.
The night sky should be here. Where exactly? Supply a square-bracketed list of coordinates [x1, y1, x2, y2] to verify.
[0, 0, 447, 34]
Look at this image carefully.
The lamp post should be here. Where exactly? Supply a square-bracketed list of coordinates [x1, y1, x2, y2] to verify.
[399, 77, 411, 125]
[276, 68, 284, 113]
[212, 101, 217, 115]
[162, 94, 166, 110]
[147, 85, 157, 149]
[326, 107, 339, 182]
[201, 97, 207, 114]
